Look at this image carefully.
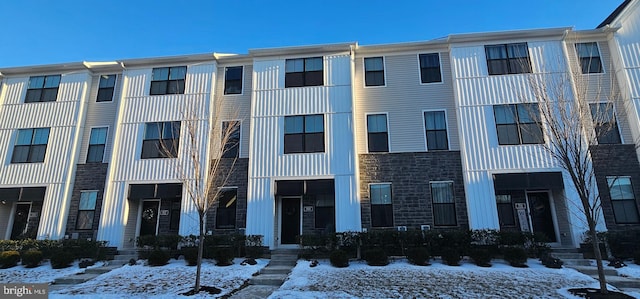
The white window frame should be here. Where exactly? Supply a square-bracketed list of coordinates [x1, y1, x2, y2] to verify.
[417, 53, 444, 85]
[422, 109, 451, 151]
[223, 66, 244, 96]
[365, 112, 391, 153]
[221, 119, 242, 158]
[363, 56, 387, 88]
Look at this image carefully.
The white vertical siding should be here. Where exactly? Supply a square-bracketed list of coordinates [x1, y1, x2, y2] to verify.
[248, 53, 359, 247]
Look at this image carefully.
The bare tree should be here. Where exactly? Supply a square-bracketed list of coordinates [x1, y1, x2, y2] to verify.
[520, 38, 626, 294]
[159, 96, 240, 293]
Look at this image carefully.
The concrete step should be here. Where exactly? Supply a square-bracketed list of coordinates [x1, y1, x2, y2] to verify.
[230, 285, 280, 299]
[271, 249, 299, 254]
[550, 247, 580, 253]
[270, 253, 298, 259]
[54, 273, 100, 285]
[260, 265, 293, 275]
[250, 274, 288, 286]
[117, 249, 137, 255]
[562, 259, 592, 266]
[268, 259, 297, 267]
[595, 275, 640, 289]
[551, 252, 584, 259]
[568, 266, 618, 276]
[84, 264, 122, 274]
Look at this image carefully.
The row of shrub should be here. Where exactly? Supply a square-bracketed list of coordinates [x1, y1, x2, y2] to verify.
[0, 239, 108, 269]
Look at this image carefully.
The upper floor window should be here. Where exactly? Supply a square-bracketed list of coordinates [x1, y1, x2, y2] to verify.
[424, 111, 448, 150]
[97, 75, 116, 102]
[150, 66, 186, 95]
[25, 75, 61, 103]
[370, 183, 393, 227]
[431, 181, 457, 226]
[607, 176, 640, 224]
[221, 121, 240, 158]
[364, 57, 385, 86]
[11, 128, 50, 163]
[76, 191, 98, 230]
[216, 188, 237, 229]
[224, 66, 243, 95]
[285, 57, 323, 87]
[87, 127, 108, 163]
[493, 104, 543, 145]
[284, 114, 324, 154]
[141, 121, 181, 159]
[419, 53, 442, 83]
[485, 43, 532, 75]
[575, 42, 603, 74]
[589, 103, 621, 144]
[367, 114, 389, 152]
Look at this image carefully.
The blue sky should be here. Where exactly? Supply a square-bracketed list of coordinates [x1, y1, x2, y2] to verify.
[0, 0, 623, 68]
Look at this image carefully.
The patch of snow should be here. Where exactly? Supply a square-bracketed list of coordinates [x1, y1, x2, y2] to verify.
[614, 262, 640, 279]
[0, 261, 105, 284]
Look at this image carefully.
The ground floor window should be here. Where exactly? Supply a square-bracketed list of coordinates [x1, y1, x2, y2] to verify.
[496, 194, 516, 227]
[607, 176, 640, 224]
[76, 191, 98, 230]
[370, 183, 393, 227]
[430, 181, 456, 226]
[216, 188, 237, 229]
[314, 194, 335, 230]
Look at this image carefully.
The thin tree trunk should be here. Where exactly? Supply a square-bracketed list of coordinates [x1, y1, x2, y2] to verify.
[195, 215, 205, 292]
[590, 225, 608, 294]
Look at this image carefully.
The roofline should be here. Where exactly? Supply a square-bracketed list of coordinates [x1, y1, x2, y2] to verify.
[248, 42, 356, 57]
[447, 27, 573, 43]
[355, 38, 449, 54]
[597, 0, 634, 28]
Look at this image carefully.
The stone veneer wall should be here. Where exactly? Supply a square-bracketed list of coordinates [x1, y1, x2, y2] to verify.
[65, 163, 108, 240]
[359, 152, 468, 230]
[205, 158, 249, 234]
[591, 144, 640, 231]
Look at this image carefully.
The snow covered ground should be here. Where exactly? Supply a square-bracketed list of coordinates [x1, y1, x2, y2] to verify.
[1, 257, 639, 298]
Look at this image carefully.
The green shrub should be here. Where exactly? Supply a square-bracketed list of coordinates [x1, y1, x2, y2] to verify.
[329, 250, 349, 268]
[21, 250, 43, 268]
[503, 247, 528, 267]
[245, 246, 264, 259]
[406, 247, 430, 266]
[0, 251, 20, 269]
[441, 247, 463, 266]
[147, 249, 170, 266]
[364, 248, 389, 266]
[213, 247, 234, 266]
[182, 247, 199, 266]
[469, 247, 492, 267]
[540, 254, 563, 269]
[60, 239, 106, 260]
[50, 249, 74, 269]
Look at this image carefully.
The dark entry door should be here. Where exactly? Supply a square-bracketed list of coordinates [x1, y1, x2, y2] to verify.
[10, 203, 31, 240]
[527, 192, 557, 242]
[280, 197, 300, 244]
[140, 201, 160, 237]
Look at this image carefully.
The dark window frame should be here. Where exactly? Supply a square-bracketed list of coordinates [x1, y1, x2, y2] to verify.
[364, 57, 385, 87]
[224, 66, 243, 95]
[493, 103, 544, 145]
[367, 114, 389, 153]
[11, 128, 50, 163]
[495, 194, 516, 227]
[314, 194, 335, 230]
[222, 121, 240, 158]
[76, 190, 98, 230]
[215, 188, 237, 229]
[575, 42, 603, 74]
[430, 181, 457, 226]
[284, 114, 325, 154]
[141, 121, 181, 159]
[607, 176, 640, 224]
[87, 127, 108, 163]
[285, 57, 324, 88]
[590, 103, 621, 144]
[149, 66, 187, 95]
[370, 183, 393, 227]
[485, 43, 532, 75]
[424, 110, 449, 150]
[419, 53, 442, 83]
[97, 74, 117, 102]
[25, 75, 61, 103]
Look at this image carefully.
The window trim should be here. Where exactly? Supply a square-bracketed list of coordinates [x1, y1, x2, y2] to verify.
[422, 109, 450, 151]
[575, 42, 605, 74]
[86, 126, 109, 163]
[606, 176, 640, 224]
[417, 53, 444, 85]
[283, 114, 325, 154]
[215, 187, 238, 229]
[96, 74, 117, 102]
[223, 66, 244, 95]
[495, 194, 516, 227]
[369, 182, 393, 228]
[430, 180, 457, 226]
[589, 102, 623, 144]
[24, 75, 61, 103]
[365, 112, 390, 153]
[221, 119, 242, 158]
[493, 103, 545, 146]
[141, 121, 181, 159]
[363, 56, 386, 88]
[149, 66, 187, 96]
[484, 43, 532, 76]
[284, 57, 324, 88]
[76, 190, 99, 230]
[11, 127, 50, 164]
